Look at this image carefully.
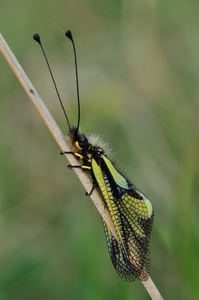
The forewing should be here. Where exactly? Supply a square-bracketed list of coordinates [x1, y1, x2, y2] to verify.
[91, 156, 154, 281]
[117, 191, 154, 280]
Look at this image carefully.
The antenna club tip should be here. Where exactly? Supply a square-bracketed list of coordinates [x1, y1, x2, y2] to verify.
[65, 30, 73, 41]
[33, 33, 41, 44]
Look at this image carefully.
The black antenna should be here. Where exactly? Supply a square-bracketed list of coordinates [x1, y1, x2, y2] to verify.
[33, 33, 72, 131]
[65, 30, 81, 131]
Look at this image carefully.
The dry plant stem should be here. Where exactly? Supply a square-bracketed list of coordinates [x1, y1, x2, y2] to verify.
[0, 33, 164, 300]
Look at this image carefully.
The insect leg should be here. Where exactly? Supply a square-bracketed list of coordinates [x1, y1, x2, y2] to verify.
[60, 151, 74, 155]
[86, 181, 97, 196]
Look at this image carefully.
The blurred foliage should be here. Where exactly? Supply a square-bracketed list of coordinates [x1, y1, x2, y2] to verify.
[1, 0, 199, 299]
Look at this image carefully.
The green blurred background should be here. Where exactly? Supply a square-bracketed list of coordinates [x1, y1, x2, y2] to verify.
[1, 0, 199, 299]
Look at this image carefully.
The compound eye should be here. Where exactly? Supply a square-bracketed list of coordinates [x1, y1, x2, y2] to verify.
[78, 134, 88, 148]
[78, 134, 86, 142]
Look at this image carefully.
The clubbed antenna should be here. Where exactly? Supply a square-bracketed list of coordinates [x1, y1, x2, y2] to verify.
[65, 30, 81, 132]
[33, 33, 71, 131]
